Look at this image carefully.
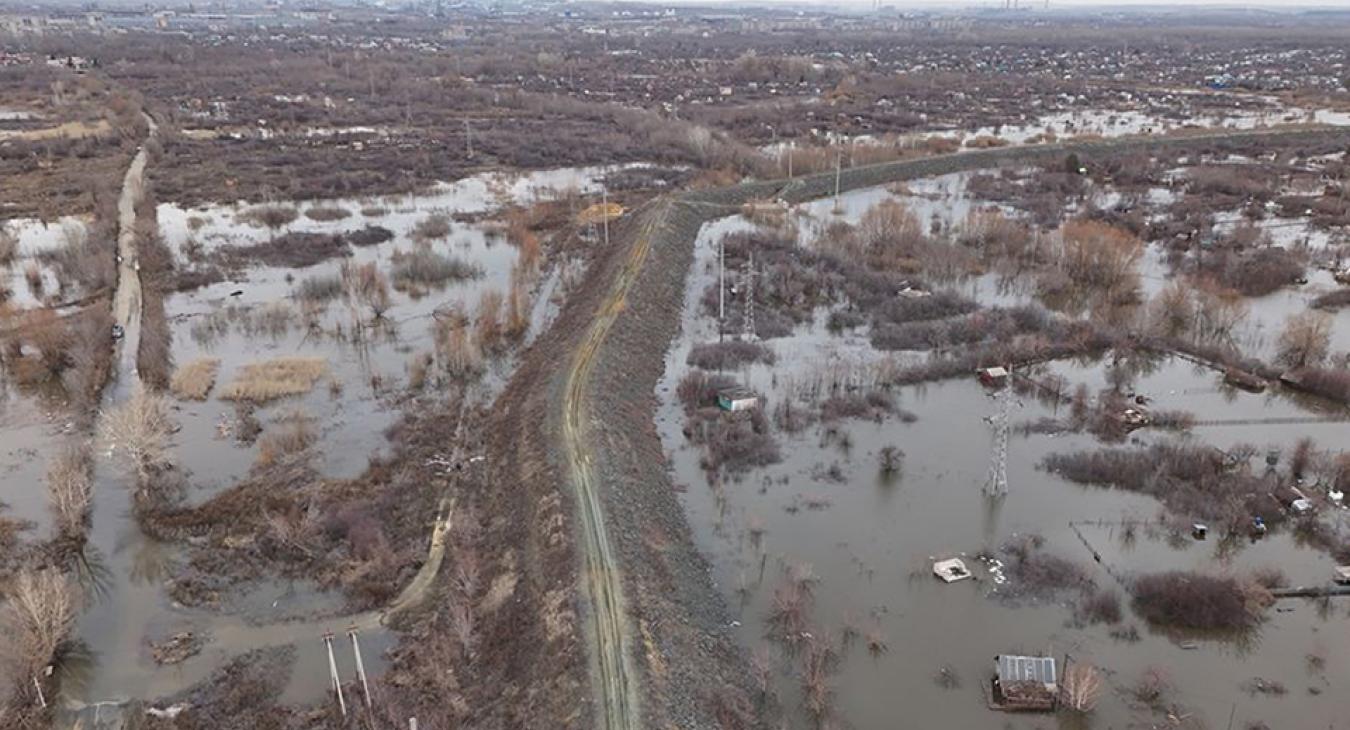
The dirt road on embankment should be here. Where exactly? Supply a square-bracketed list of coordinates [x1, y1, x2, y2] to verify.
[483, 125, 1350, 730]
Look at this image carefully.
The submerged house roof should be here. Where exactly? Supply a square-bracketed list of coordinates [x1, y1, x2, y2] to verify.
[997, 655, 1056, 686]
[992, 655, 1058, 712]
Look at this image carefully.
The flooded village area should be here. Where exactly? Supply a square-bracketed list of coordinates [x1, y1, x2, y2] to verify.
[3, 5, 1350, 730]
[658, 139, 1350, 729]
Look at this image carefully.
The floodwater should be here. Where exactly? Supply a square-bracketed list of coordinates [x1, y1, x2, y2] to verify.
[656, 181, 1350, 728]
[1, 164, 631, 722]
[763, 101, 1350, 160]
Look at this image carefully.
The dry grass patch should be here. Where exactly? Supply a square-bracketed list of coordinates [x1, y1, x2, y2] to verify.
[170, 357, 222, 400]
[220, 357, 328, 403]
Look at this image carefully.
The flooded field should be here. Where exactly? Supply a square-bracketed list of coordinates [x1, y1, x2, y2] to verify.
[1, 163, 642, 721]
[656, 174, 1350, 728]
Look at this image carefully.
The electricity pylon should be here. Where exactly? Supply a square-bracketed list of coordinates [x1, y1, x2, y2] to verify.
[984, 372, 1012, 497]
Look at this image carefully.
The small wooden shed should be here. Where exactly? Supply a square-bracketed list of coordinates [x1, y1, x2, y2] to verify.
[717, 387, 759, 412]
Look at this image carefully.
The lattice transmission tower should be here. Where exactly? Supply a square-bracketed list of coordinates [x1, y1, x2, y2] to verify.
[741, 253, 756, 341]
[983, 372, 1012, 497]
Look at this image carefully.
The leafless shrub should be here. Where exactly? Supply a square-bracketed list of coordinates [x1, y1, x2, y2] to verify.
[345, 225, 395, 247]
[1044, 441, 1267, 526]
[1, 569, 78, 679]
[1002, 534, 1093, 597]
[686, 341, 776, 370]
[0, 224, 16, 265]
[475, 289, 504, 352]
[687, 408, 781, 476]
[959, 209, 1034, 262]
[767, 573, 813, 651]
[1060, 662, 1103, 713]
[170, 357, 221, 400]
[864, 624, 889, 658]
[1076, 587, 1122, 624]
[255, 410, 317, 468]
[503, 265, 531, 342]
[799, 635, 839, 723]
[676, 370, 738, 412]
[1211, 247, 1305, 297]
[433, 308, 483, 381]
[1130, 571, 1273, 631]
[391, 249, 481, 290]
[54, 220, 114, 293]
[239, 204, 298, 237]
[749, 646, 775, 704]
[341, 260, 392, 318]
[820, 391, 899, 423]
[99, 387, 174, 483]
[1133, 666, 1173, 705]
[304, 205, 351, 222]
[1040, 219, 1143, 314]
[47, 443, 93, 541]
[1147, 282, 1196, 338]
[4, 308, 71, 385]
[294, 272, 344, 302]
[1283, 366, 1350, 404]
[411, 213, 452, 242]
[1310, 288, 1350, 311]
[1190, 280, 1249, 341]
[1275, 311, 1332, 369]
[408, 351, 433, 391]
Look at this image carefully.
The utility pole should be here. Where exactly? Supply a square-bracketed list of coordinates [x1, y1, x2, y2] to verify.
[741, 253, 756, 341]
[718, 235, 725, 340]
[464, 118, 473, 158]
[323, 631, 347, 718]
[349, 625, 372, 710]
[832, 148, 843, 214]
[32, 677, 46, 709]
[601, 185, 611, 248]
[786, 141, 793, 178]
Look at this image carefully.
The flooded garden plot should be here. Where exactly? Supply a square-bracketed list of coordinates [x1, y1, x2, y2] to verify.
[0, 163, 637, 723]
[655, 164, 1350, 728]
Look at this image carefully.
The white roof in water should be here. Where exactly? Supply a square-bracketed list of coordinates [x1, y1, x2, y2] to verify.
[933, 558, 972, 583]
[997, 655, 1057, 685]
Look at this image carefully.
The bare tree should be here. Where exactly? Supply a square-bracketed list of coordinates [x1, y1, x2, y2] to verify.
[2, 569, 78, 679]
[1060, 661, 1103, 713]
[47, 443, 93, 541]
[1276, 311, 1332, 369]
[341, 260, 392, 319]
[99, 387, 174, 486]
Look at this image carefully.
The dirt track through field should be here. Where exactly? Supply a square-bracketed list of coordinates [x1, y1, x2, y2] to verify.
[563, 200, 674, 730]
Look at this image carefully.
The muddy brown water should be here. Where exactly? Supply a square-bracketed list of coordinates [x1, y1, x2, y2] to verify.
[656, 183, 1350, 729]
[0, 164, 640, 723]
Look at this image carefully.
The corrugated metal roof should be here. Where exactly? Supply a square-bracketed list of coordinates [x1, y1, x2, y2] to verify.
[997, 655, 1056, 685]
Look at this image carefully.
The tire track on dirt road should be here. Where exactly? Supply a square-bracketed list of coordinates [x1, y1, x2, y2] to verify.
[563, 198, 676, 730]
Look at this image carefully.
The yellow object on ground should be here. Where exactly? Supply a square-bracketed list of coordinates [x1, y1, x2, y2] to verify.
[576, 202, 624, 226]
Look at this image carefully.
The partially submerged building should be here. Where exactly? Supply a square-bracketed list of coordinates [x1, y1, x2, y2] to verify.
[978, 366, 1009, 388]
[717, 387, 759, 412]
[991, 655, 1057, 712]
